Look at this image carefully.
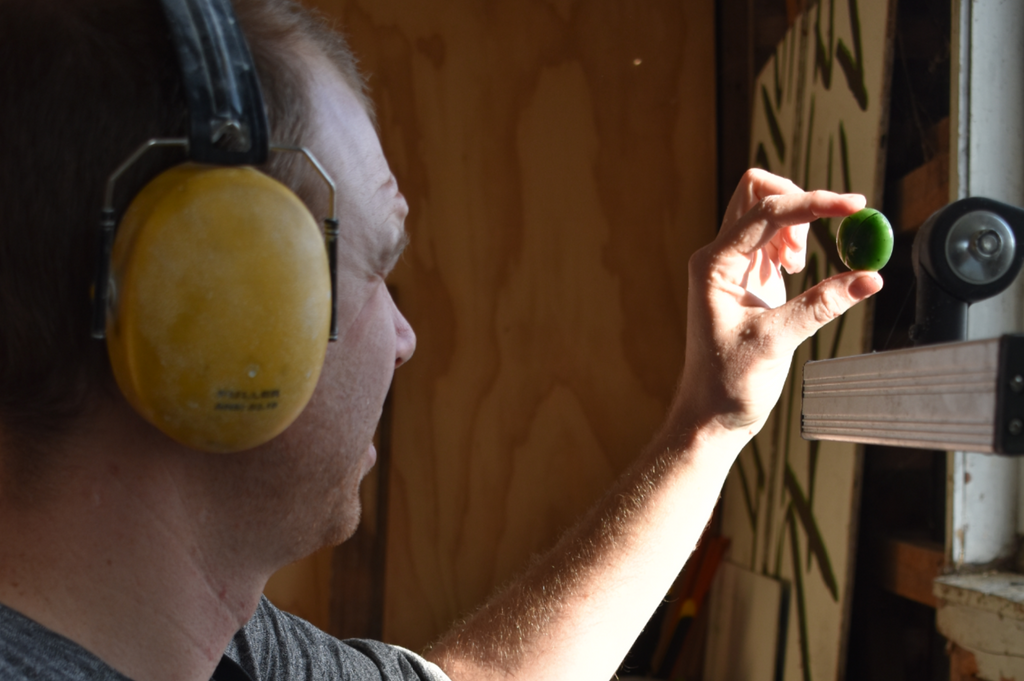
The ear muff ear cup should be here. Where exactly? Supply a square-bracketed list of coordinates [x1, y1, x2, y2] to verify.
[106, 163, 332, 453]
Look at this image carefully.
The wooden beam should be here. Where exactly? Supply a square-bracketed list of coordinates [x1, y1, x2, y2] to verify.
[889, 117, 950, 232]
[875, 537, 945, 608]
[891, 151, 950, 233]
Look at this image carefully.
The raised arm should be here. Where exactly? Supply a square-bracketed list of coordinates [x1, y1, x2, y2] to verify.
[427, 170, 883, 681]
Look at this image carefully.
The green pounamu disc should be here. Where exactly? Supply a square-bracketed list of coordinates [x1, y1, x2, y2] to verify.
[836, 208, 893, 271]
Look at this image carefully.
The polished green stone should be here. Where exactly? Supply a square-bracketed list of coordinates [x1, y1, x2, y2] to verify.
[836, 208, 894, 271]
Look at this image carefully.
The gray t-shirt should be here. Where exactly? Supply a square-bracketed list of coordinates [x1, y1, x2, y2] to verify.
[0, 597, 450, 681]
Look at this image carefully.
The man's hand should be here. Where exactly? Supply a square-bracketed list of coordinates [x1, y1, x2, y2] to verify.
[675, 169, 883, 436]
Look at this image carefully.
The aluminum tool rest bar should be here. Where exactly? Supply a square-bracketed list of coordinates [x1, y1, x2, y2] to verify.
[801, 335, 1024, 455]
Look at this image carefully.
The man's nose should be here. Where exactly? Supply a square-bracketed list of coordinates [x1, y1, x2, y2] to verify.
[393, 305, 415, 368]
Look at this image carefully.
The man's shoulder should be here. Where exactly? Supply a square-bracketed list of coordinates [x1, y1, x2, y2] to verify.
[0, 602, 129, 681]
[229, 597, 450, 681]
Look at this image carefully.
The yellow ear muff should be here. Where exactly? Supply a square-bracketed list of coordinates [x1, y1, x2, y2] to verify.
[106, 163, 331, 453]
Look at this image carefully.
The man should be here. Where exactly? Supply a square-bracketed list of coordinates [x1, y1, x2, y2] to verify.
[0, 0, 882, 679]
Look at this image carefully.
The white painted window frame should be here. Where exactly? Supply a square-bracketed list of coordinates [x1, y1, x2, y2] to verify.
[949, 0, 1024, 569]
[937, 4, 1024, 677]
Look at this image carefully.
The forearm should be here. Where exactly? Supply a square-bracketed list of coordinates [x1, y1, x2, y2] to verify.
[427, 416, 751, 681]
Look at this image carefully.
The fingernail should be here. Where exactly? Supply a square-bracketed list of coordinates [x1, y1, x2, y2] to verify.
[848, 272, 882, 299]
[841, 193, 867, 207]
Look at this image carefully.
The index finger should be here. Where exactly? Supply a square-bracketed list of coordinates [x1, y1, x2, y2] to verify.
[721, 189, 866, 257]
[722, 169, 803, 227]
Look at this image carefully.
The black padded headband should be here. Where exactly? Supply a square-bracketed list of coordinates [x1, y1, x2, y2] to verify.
[159, 0, 269, 165]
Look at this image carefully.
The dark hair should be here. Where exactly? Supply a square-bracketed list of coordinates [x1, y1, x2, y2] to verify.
[0, 0, 367, 459]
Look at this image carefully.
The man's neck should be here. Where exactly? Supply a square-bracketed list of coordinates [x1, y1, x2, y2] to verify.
[0, 409, 271, 681]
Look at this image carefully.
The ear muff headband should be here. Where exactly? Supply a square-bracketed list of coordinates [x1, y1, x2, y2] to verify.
[90, 0, 341, 453]
[160, 0, 269, 165]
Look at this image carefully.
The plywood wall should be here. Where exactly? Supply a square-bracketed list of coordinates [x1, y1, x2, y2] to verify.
[297, 0, 718, 652]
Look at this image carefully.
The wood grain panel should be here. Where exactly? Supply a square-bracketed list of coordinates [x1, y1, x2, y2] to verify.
[305, 0, 718, 651]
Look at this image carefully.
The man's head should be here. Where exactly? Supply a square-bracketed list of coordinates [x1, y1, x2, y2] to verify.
[0, 0, 413, 538]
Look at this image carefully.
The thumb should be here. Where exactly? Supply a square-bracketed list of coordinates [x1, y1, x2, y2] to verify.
[773, 271, 883, 347]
